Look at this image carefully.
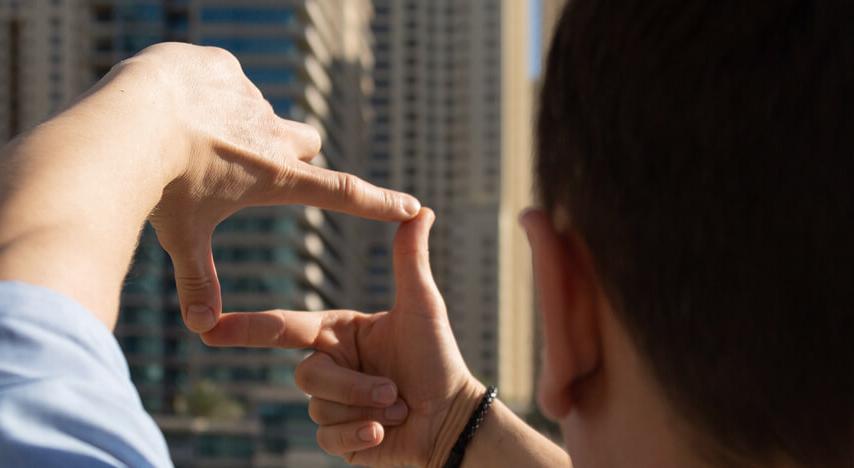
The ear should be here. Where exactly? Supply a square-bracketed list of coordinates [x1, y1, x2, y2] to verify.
[521, 208, 601, 421]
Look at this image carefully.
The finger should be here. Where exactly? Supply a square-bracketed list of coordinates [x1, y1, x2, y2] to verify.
[164, 235, 222, 333]
[276, 119, 322, 162]
[296, 353, 400, 408]
[316, 421, 384, 457]
[200, 309, 326, 348]
[285, 162, 421, 221]
[392, 208, 443, 312]
[309, 397, 409, 426]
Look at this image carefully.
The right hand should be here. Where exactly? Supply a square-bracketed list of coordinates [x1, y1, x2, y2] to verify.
[110, 43, 421, 333]
[201, 209, 484, 466]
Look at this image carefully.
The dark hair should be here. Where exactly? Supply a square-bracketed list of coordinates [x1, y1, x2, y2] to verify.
[537, 1, 854, 466]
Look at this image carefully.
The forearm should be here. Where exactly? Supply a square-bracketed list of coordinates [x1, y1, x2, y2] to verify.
[429, 382, 571, 468]
[463, 400, 571, 468]
[0, 63, 178, 329]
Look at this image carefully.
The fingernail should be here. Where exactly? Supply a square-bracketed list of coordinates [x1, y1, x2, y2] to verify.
[384, 400, 408, 421]
[358, 424, 377, 442]
[402, 196, 421, 217]
[187, 305, 215, 330]
[372, 383, 397, 405]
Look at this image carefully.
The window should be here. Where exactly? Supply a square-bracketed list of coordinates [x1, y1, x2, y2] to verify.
[368, 266, 389, 276]
[122, 4, 163, 22]
[366, 284, 390, 295]
[243, 66, 295, 85]
[267, 97, 293, 116]
[201, 7, 294, 25]
[200, 37, 295, 55]
[94, 5, 114, 22]
[122, 35, 161, 53]
[368, 245, 388, 257]
[369, 169, 390, 180]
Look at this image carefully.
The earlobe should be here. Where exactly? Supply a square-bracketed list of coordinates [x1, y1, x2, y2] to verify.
[521, 209, 602, 422]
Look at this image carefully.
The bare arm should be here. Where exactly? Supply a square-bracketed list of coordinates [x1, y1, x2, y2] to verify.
[425, 378, 571, 468]
[0, 43, 420, 330]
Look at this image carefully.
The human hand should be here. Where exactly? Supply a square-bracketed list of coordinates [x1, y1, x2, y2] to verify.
[111, 43, 420, 332]
[200, 209, 485, 467]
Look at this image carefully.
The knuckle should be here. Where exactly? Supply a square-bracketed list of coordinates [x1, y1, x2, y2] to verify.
[336, 173, 364, 201]
[207, 46, 239, 66]
[382, 190, 397, 211]
[175, 274, 213, 293]
[304, 125, 322, 155]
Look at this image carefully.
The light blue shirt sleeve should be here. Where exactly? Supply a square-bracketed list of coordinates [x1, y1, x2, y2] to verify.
[0, 281, 172, 467]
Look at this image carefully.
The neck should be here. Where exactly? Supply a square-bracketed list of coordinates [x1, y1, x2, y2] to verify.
[562, 308, 715, 468]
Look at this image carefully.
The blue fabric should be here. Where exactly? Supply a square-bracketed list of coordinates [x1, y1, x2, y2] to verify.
[0, 282, 171, 467]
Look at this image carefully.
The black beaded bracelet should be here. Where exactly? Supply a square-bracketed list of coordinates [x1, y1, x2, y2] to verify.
[442, 386, 498, 468]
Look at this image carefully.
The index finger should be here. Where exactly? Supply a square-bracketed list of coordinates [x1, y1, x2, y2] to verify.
[284, 162, 421, 222]
[200, 308, 357, 350]
[201, 309, 325, 348]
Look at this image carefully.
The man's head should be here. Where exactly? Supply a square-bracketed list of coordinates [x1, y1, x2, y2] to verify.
[524, 1, 854, 466]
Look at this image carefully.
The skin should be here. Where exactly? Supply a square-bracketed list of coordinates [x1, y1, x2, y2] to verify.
[0, 43, 725, 467]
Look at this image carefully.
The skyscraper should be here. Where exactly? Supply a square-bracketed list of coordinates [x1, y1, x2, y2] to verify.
[364, 0, 535, 410]
[0, 0, 88, 141]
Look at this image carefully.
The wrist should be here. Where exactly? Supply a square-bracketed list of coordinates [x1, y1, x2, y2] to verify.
[99, 58, 190, 187]
[427, 378, 487, 468]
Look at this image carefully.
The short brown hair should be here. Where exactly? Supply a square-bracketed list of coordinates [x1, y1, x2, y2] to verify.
[537, 1, 854, 466]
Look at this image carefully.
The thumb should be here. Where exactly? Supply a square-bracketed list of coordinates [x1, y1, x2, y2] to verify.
[392, 208, 442, 312]
[162, 232, 222, 333]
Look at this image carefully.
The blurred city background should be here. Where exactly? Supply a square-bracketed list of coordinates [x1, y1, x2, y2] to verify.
[0, 0, 565, 466]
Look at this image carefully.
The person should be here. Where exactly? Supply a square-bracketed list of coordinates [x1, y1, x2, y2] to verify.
[1, 0, 852, 466]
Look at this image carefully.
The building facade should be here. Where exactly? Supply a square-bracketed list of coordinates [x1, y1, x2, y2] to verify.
[364, 0, 534, 410]
[0, 0, 89, 141]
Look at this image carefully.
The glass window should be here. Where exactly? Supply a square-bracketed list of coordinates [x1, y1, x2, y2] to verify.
[369, 169, 390, 180]
[94, 5, 114, 22]
[121, 4, 163, 22]
[201, 7, 294, 25]
[244, 67, 295, 85]
[368, 246, 388, 257]
[198, 435, 253, 458]
[266, 97, 291, 116]
[200, 37, 295, 55]
[123, 336, 164, 356]
[122, 35, 162, 53]
[130, 364, 164, 383]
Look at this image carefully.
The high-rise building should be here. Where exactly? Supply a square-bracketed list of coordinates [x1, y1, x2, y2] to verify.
[364, 0, 534, 410]
[0, 0, 89, 141]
